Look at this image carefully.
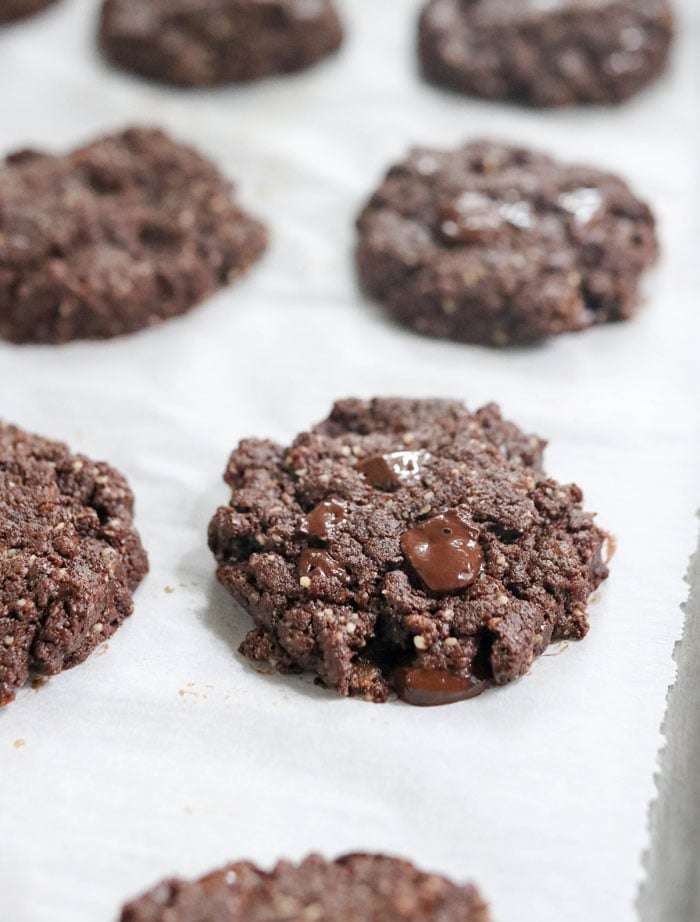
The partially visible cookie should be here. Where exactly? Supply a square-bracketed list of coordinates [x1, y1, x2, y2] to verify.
[99, 0, 344, 87]
[419, 0, 674, 107]
[120, 853, 491, 921]
[0, 127, 267, 344]
[0, 423, 148, 706]
[356, 139, 657, 346]
[208, 398, 609, 705]
[0, 0, 57, 24]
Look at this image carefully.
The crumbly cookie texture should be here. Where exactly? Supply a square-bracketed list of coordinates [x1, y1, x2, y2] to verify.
[0, 423, 148, 706]
[0, 0, 57, 23]
[209, 398, 609, 705]
[99, 0, 343, 87]
[120, 854, 491, 922]
[0, 127, 267, 344]
[356, 140, 657, 346]
[419, 0, 674, 107]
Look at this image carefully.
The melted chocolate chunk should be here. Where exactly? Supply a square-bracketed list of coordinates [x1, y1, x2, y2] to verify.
[401, 511, 483, 593]
[298, 549, 348, 585]
[438, 193, 506, 245]
[358, 450, 429, 490]
[393, 667, 489, 706]
[303, 498, 346, 540]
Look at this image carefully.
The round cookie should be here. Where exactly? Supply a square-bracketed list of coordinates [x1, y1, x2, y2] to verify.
[0, 127, 267, 344]
[418, 0, 674, 107]
[0, 423, 148, 706]
[0, 0, 58, 24]
[208, 398, 609, 705]
[120, 853, 491, 921]
[99, 0, 344, 87]
[356, 140, 658, 346]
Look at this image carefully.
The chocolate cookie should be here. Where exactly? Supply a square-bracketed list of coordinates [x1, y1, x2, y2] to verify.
[0, 0, 57, 24]
[99, 0, 344, 87]
[418, 0, 674, 107]
[356, 140, 657, 346]
[0, 424, 148, 706]
[0, 127, 267, 344]
[120, 853, 491, 921]
[208, 398, 609, 705]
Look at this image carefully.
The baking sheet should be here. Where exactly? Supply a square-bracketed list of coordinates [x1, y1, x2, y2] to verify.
[0, 2, 699, 920]
[640, 525, 700, 922]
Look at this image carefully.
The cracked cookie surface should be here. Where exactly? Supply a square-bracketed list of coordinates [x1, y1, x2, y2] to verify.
[0, 423, 148, 706]
[356, 140, 657, 346]
[120, 853, 491, 922]
[0, 127, 267, 343]
[209, 398, 609, 705]
[419, 0, 674, 107]
[100, 0, 343, 87]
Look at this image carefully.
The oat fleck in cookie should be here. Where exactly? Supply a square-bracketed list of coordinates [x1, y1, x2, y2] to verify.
[99, 0, 344, 87]
[356, 140, 657, 346]
[0, 128, 267, 344]
[0, 423, 148, 706]
[120, 854, 491, 921]
[0, 0, 58, 24]
[209, 399, 609, 705]
[419, 0, 674, 107]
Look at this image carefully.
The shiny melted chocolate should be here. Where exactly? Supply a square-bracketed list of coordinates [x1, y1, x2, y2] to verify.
[303, 498, 346, 541]
[438, 190, 534, 246]
[393, 667, 488, 707]
[400, 510, 483, 593]
[298, 549, 348, 584]
[358, 450, 429, 490]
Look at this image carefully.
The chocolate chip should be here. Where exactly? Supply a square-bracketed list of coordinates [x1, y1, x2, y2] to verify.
[400, 510, 483, 593]
[393, 666, 489, 706]
[298, 549, 348, 585]
[357, 450, 429, 490]
[302, 498, 346, 541]
[438, 193, 505, 245]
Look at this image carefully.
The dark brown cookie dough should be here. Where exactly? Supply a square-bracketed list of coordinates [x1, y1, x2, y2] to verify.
[418, 0, 674, 107]
[120, 853, 491, 922]
[356, 140, 658, 346]
[0, 0, 57, 24]
[0, 423, 148, 707]
[99, 0, 344, 87]
[208, 398, 609, 705]
[0, 127, 267, 344]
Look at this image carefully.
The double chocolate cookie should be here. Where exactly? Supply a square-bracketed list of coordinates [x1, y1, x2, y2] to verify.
[0, 127, 267, 344]
[0, 423, 148, 706]
[356, 140, 657, 346]
[0, 0, 57, 24]
[419, 0, 674, 107]
[120, 853, 491, 921]
[99, 0, 344, 87]
[209, 398, 609, 705]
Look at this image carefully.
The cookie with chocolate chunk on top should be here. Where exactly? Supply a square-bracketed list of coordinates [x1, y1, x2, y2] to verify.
[208, 398, 609, 705]
[0, 423, 148, 707]
[120, 853, 491, 922]
[0, 127, 267, 344]
[356, 139, 657, 346]
[99, 0, 344, 87]
[418, 0, 674, 107]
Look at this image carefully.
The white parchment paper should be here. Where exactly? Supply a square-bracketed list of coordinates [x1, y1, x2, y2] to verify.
[0, 2, 699, 920]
